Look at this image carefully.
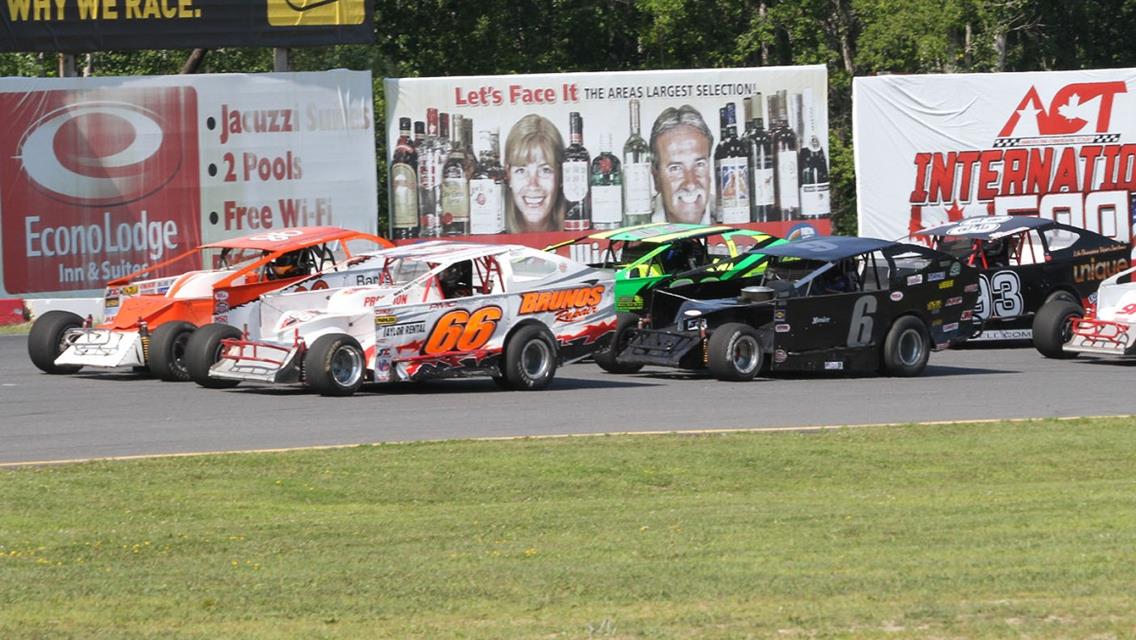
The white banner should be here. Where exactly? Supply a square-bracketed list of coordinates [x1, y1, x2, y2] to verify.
[0, 70, 377, 297]
[854, 69, 1136, 260]
[383, 65, 829, 244]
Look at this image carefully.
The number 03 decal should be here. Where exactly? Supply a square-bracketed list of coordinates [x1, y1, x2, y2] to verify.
[424, 306, 503, 355]
[975, 271, 1023, 320]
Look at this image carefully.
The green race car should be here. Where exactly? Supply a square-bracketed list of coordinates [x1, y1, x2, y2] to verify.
[547, 222, 783, 372]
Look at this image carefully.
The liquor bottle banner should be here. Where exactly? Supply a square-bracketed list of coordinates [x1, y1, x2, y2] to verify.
[854, 69, 1136, 261]
[0, 70, 377, 297]
[384, 65, 830, 240]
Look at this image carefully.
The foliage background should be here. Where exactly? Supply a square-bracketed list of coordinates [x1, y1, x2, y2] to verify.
[4, 0, 1136, 236]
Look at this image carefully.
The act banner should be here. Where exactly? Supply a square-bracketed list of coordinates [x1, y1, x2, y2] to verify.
[1, 0, 372, 52]
[383, 65, 831, 254]
[0, 70, 377, 296]
[854, 69, 1136, 260]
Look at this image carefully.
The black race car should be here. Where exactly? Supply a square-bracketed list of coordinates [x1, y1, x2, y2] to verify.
[615, 236, 981, 380]
[914, 215, 1129, 350]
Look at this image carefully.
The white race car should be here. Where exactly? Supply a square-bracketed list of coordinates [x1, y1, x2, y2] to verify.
[203, 241, 617, 395]
[1034, 265, 1136, 359]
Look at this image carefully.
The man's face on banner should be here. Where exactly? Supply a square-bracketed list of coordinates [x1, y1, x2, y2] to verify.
[653, 124, 711, 223]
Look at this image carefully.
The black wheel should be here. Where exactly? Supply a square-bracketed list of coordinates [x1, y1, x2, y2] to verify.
[881, 316, 930, 377]
[1044, 290, 1080, 306]
[149, 321, 196, 381]
[707, 322, 763, 381]
[185, 323, 243, 388]
[1032, 300, 1082, 359]
[27, 310, 84, 374]
[304, 333, 365, 396]
[502, 325, 558, 390]
[593, 313, 644, 374]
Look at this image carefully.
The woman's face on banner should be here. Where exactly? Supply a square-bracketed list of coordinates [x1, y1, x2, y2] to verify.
[508, 148, 558, 226]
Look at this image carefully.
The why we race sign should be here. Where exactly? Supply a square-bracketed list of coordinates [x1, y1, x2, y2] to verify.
[0, 71, 377, 296]
[854, 69, 1136, 261]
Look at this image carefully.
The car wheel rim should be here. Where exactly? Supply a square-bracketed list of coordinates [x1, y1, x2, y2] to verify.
[172, 332, 190, 372]
[898, 329, 924, 366]
[330, 345, 363, 387]
[521, 339, 551, 379]
[731, 334, 760, 374]
[59, 328, 80, 354]
[1060, 315, 1076, 343]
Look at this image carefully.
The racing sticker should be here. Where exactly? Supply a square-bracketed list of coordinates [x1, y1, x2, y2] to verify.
[0, 86, 202, 294]
[422, 306, 502, 355]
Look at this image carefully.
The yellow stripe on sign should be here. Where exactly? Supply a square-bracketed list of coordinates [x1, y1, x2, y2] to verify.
[266, 0, 365, 26]
[648, 226, 734, 243]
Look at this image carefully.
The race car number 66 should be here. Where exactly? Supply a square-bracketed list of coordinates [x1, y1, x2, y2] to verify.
[424, 306, 503, 355]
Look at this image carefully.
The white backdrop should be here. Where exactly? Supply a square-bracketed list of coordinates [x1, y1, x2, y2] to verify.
[854, 69, 1136, 260]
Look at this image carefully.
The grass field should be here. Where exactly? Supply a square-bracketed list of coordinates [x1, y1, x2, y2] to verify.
[0, 321, 30, 335]
[2, 418, 1135, 638]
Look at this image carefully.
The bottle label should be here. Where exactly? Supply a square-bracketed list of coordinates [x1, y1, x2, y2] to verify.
[752, 167, 775, 206]
[623, 161, 652, 215]
[800, 182, 831, 217]
[717, 156, 750, 224]
[563, 160, 589, 202]
[442, 178, 469, 223]
[392, 163, 419, 227]
[469, 179, 505, 234]
[777, 154, 800, 210]
[591, 184, 622, 225]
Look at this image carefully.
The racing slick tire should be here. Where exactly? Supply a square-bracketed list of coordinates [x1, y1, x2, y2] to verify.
[1032, 300, 1082, 360]
[304, 333, 366, 396]
[707, 323, 763, 382]
[881, 316, 930, 377]
[150, 321, 197, 382]
[593, 313, 644, 374]
[502, 324, 558, 390]
[185, 323, 243, 388]
[27, 310, 84, 374]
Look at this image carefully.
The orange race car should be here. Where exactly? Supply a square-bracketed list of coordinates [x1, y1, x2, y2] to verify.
[27, 226, 392, 380]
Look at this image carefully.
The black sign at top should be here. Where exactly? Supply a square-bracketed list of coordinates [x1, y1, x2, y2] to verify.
[0, 0, 373, 52]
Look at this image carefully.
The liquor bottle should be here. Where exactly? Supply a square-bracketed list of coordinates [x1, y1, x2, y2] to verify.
[798, 88, 831, 218]
[462, 117, 476, 178]
[469, 128, 506, 235]
[590, 133, 623, 230]
[391, 117, 419, 239]
[714, 102, 751, 225]
[771, 90, 800, 220]
[745, 93, 776, 222]
[441, 114, 470, 236]
[419, 109, 440, 237]
[622, 99, 653, 226]
[563, 112, 591, 231]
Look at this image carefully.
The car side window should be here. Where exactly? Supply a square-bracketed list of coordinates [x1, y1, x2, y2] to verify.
[1013, 231, 1046, 265]
[1043, 227, 1079, 254]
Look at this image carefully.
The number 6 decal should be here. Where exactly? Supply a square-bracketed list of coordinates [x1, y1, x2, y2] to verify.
[424, 306, 503, 355]
[847, 295, 877, 347]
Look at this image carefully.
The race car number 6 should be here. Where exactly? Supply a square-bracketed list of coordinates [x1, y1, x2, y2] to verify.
[424, 306, 503, 355]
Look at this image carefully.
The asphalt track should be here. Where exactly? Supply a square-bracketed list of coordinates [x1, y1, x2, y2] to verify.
[1, 333, 1132, 465]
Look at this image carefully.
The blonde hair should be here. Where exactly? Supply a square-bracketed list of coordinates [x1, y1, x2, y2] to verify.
[504, 114, 567, 233]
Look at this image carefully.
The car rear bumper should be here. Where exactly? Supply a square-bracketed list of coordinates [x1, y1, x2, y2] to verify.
[619, 328, 701, 367]
[210, 338, 304, 383]
[1067, 317, 1136, 357]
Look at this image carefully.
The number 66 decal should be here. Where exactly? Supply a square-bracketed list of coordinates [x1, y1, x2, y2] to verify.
[423, 306, 503, 355]
[975, 270, 1023, 320]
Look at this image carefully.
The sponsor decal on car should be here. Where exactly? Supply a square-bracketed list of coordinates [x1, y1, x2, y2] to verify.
[1073, 257, 1130, 283]
[932, 318, 943, 327]
[943, 322, 959, 332]
[938, 279, 955, 289]
[774, 323, 791, 333]
[520, 285, 605, 315]
[946, 296, 963, 306]
[906, 274, 923, 286]
[375, 314, 399, 327]
[927, 300, 942, 312]
[773, 309, 787, 321]
[927, 271, 946, 282]
[824, 361, 843, 370]
[949, 262, 961, 276]
[773, 349, 787, 363]
[382, 321, 427, 337]
[214, 290, 229, 301]
[964, 283, 979, 293]
[811, 316, 831, 325]
[890, 291, 904, 301]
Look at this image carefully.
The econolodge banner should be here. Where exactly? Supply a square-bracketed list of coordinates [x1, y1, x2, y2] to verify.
[0, 70, 377, 296]
[854, 69, 1136, 261]
[1, 0, 372, 52]
[384, 65, 831, 256]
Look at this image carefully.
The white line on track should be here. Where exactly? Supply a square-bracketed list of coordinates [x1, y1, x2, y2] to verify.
[2, 414, 1131, 468]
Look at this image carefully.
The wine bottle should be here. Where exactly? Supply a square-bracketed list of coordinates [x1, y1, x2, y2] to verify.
[745, 93, 776, 222]
[391, 117, 419, 239]
[771, 90, 800, 220]
[622, 99, 653, 226]
[469, 128, 506, 235]
[590, 133, 623, 230]
[563, 112, 591, 231]
[714, 103, 751, 225]
[441, 114, 470, 236]
[799, 88, 831, 218]
[419, 108, 441, 237]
